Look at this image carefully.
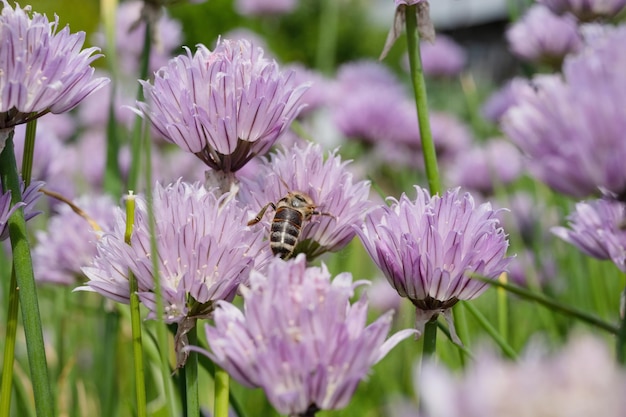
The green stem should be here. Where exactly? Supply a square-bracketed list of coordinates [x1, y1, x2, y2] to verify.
[315, 0, 340, 74]
[451, 303, 469, 365]
[0, 133, 54, 417]
[421, 316, 438, 357]
[405, 4, 440, 195]
[214, 366, 230, 417]
[125, 196, 148, 417]
[0, 270, 19, 417]
[475, 275, 619, 334]
[497, 273, 509, 345]
[186, 322, 199, 417]
[144, 127, 178, 417]
[617, 287, 626, 364]
[463, 301, 518, 359]
[127, 19, 152, 191]
[21, 119, 37, 184]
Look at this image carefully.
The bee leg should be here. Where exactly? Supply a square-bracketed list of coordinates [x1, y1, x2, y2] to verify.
[247, 202, 276, 226]
[312, 210, 336, 220]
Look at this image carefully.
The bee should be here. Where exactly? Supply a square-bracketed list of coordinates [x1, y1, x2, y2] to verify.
[247, 190, 333, 259]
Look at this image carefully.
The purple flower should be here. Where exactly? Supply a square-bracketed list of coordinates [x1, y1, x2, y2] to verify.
[506, 5, 582, 67]
[445, 139, 523, 195]
[238, 143, 372, 260]
[419, 335, 626, 417]
[135, 39, 309, 173]
[420, 35, 467, 78]
[79, 180, 271, 321]
[481, 80, 518, 123]
[502, 27, 626, 198]
[0, 1, 109, 129]
[197, 255, 416, 416]
[357, 187, 511, 340]
[235, 0, 298, 16]
[34, 194, 117, 285]
[0, 181, 44, 241]
[552, 198, 626, 271]
[538, 0, 626, 21]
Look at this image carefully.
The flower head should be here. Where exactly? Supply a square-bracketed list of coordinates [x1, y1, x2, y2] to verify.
[136, 39, 309, 172]
[419, 335, 626, 417]
[502, 27, 626, 198]
[0, 1, 108, 128]
[34, 194, 118, 285]
[0, 180, 44, 241]
[198, 255, 415, 415]
[79, 181, 270, 321]
[238, 143, 372, 260]
[381, 0, 434, 60]
[420, 35, 467, 78]
[357, 187, 511, 339]
[538, 0, 626, 21]
[506, 5, 582, 67]
[235, 0, 298, 16]
[552, 198, 626, 271]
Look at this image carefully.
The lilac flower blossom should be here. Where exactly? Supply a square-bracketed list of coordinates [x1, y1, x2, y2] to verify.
[196, 255, 416, 416]
[481, 80, 518, 123]
[34, 194, 118, 285]
[357, 187, 511, 340]
[538, 0, 626, 21]
[419, 335, 626, 417]
[238, 143, 372, 260]
[331, 60, 420, 145]
[79, 180, 271, 321]
[506, 5, 582, 66]
[420, 35, 467, 78]
[0, 1, 108, 130]
[235, 0, 298, 16]
[135, 39, 309, 173]
[0, 181, 44, 241]
[445, 139, 523, 196]
[552, 198, 626, 271]
[502, 27, 626, 198]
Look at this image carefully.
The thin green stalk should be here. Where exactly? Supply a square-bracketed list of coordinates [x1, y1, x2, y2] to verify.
[617, 286, 626, 364]
[405, 4, 440, 195]
[0, 133, 54, 417]
[127, 19, 152, 191]
[21, 119, 37, 184]
[497, 273, 509, 345]
[186, 322, 199, 417]
[98, 308, 120, 417]
[474, 275, 619, 334]
[214, 366, 230, 417]
[315, 0, 340, 74]
[463, 301, 518, 359]
[144, 117, 178, 417]
[125, 195, 148, 417]
[421, 317, 438, 357]
[0, 270, 19, 417]
[451, 303, 469, 365]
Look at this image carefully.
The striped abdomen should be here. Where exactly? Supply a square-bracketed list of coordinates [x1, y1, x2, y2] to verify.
[270, 207, 304, 259]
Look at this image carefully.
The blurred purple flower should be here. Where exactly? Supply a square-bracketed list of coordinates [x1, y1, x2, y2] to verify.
[197, 255, 416, 416]
[0, 1, 108, 129]
[238, 143, 372, 260]
[538, 0, 626, 21]
[502, 27, 626, 198]
[357, 187, 511, 340]
[419, 335, 626, 417]
[284, 63, 330, 117]
[136, 39, 309, 173]
[92, 0, 182, 76]
[552, 198, 626, 271]
[446, 139, 523, 195]
[331, 60, 420, 145]
[79, 180, 270, 321]
[34, 194, 117, 285]
[420, 35, 467, 78]
[0, 181, 44, 241]
[235, 0, 298, 16]
[507, 249, 556, 287]
[506, 5, 582, 67]
[481, 80, 518, 123]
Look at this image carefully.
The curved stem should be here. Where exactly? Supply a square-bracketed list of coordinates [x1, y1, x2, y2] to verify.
[405, 5, 440, 195]
[0, 132, 54, 417]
